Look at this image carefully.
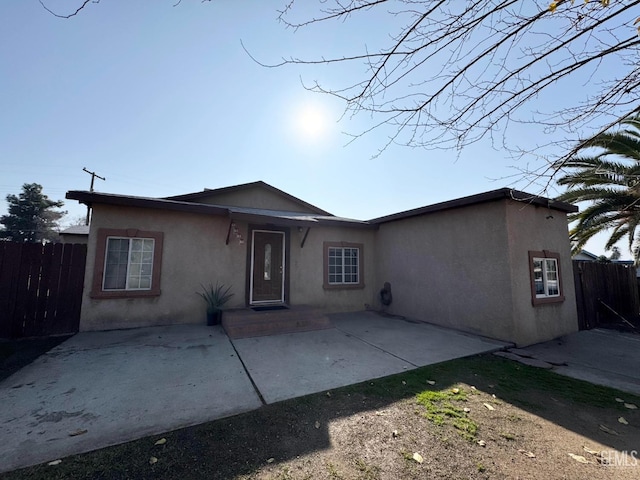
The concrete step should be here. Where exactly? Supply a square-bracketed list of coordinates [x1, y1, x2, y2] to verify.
[222, 306, 333, 339]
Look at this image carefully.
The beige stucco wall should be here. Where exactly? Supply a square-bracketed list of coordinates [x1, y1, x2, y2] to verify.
[81, 196, 578, 344]
[80, 205, 376, 331]
[80, 205, 249, 331]
[288, 226, 377, 311]
[505, 201, 578, 346]
[374, 199, 578, 346]
[375, 201, 516, 341]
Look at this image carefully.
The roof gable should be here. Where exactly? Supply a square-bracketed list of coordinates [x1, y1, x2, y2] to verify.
[165, 181, 331, 216]
[64, 190, 372, 229]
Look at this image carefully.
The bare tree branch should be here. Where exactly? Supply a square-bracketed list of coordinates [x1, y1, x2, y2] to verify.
[39, 0, 97, 19]
[41, 0, 640, 190]
[269, 0, 640, 176]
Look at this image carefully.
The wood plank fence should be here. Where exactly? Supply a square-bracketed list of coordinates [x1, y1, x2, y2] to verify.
[573, 260, 640, 331]
[0, 242, 86, 339]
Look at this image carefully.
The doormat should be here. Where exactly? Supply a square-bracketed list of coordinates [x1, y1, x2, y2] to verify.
[252, 305, 289, 312]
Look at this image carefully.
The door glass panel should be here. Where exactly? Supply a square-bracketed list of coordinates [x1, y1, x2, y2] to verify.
[264, 243, 271, 280]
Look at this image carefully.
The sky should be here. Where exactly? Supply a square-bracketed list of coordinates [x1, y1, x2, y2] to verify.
[0, 1, 633, 258]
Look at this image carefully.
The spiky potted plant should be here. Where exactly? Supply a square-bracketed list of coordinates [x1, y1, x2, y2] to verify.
[197, 282, 234, 326]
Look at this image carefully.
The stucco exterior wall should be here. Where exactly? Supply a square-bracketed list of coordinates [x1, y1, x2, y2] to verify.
[375, 201, 516, 341]
[80, 193, 577, 344]
[374, 199, 578, 346]
[80, 205, 249, 331]
[80, 205, 375, 331]
[287, 226, 377, 311]
[505, 200, 578, 346]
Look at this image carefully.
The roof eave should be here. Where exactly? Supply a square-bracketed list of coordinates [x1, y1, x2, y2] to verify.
[66, 191, 229, 216]
[369, 188, 577, 224]
[65, 191, 374, 229]
[228, 211, 376, 229]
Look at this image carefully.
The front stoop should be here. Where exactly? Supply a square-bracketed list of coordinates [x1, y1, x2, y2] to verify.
[222, 305, 333, 339]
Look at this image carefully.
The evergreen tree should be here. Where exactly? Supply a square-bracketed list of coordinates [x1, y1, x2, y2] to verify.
[0, 183, 66, 242]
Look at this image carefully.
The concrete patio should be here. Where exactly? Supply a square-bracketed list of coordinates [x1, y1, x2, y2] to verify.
[0, 311, 508, 473]
[521, 328, 640, 396]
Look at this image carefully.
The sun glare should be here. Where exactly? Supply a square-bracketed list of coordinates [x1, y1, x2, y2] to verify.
[293, 103, 330, 143]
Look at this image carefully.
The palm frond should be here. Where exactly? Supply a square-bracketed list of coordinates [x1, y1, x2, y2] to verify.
[556, 113, 640, 258]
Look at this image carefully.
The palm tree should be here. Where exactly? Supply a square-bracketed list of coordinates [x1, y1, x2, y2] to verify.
[555, 113, 640, 262]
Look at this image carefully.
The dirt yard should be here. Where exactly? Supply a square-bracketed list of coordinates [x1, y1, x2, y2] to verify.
[3, 354, 640, 479]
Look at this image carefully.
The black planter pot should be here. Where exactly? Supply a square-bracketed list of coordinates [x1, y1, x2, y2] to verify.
[206, 310, 222, 326]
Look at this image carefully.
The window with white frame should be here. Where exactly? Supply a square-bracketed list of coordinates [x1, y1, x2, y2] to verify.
[103, 237, 155, 290]
[328, 246, 359, 284]
[528, 251, 564, 305]
[532, 257, 559, 297]
[324, 242, 363, 288]
[91, 228, 163, 299]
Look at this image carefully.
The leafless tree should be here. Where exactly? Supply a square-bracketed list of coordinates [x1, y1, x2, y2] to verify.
[268, 0, 640, 185]
[41, 0, 640, 186]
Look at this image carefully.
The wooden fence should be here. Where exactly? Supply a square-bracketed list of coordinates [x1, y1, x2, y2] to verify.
[573, 260, 640, 330]
[0, 242, 86, 338]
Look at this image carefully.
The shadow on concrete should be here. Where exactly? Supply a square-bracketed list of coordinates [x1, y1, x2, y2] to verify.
[0, 335, 72, 382]
[3, 314, 640, 478]
[4, 354, 640, 479]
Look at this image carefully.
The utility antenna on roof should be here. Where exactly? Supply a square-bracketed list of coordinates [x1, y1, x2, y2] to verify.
[82, 167, 105, 225]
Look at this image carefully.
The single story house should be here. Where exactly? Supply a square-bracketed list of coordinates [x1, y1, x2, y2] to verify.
[573, 249, 637, 275]
[66, 181, 579, 347]
[59, 224, 90, 244]
[573, 250, 599, 262]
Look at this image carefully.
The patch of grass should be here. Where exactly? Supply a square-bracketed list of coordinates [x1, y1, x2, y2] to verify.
[352, 354, 640, 411]
[344, 372, 435, 399]
[477, 462, 486, 473]
[453, 417, 478, 441]
[415, 388, 478, 441]
[446, 355, 639, 410]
